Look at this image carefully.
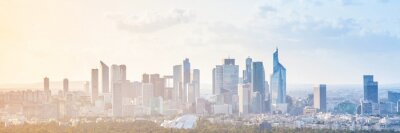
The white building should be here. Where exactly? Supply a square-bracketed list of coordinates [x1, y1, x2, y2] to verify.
[239, 84, 251, 115]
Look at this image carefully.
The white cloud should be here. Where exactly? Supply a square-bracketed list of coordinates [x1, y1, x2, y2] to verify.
[107, 9, 194, 33]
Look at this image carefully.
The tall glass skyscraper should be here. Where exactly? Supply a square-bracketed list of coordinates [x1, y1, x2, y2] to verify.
[363, 75, 378, 103]
[212, 58, 239, 104]
[252, 62, 266, 112]
[243, 57, 252, 84]
[100, 61, 110, 93]
[183, 58, 191, 103]
[270, 48, 287, 112]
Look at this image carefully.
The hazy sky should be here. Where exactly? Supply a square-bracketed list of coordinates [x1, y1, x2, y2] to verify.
[0, 0, 399, 85]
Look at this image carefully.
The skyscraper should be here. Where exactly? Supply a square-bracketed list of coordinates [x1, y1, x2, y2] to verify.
[44, 77, 49, 92]
[111, 64, 126, 93]
[212, 58, 239, 104]
[252, 61, 266, 112]
[270, 48, 287, 113]
[314, 84, 327, 112]
[100, 61, 110, 93]
[192, 69, 200, 99]
[150, 74, 165, 98]
[183, 58, 191, 103]
[63, 78, 69, 93]
[239, 84, 251, 115]
[112, 80, 127, 117]
[243, 57, 252, 84]
[91, 69, 99, 103]
[173, 65, 182, 101]
[142, 73, 150, 83]
[363, 75, 378, 103]
[212, 66, 223, 95]
[120, 65, 126, 81]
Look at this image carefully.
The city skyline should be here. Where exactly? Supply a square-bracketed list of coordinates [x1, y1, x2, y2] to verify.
[1, 0, 400, 85]
[1, 0, 400, 132]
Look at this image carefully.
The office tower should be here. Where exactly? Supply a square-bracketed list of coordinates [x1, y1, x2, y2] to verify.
[142, 73, 150, 83]
[63, 78, 69, 93]
[222, 59, 239, 95]
[192, 69, 200, 99]
[150, 74, 165, 98]
[252, 61, 266, 112]
[132, 81, 142, 99]
[163, 75, 174, 100]
[212, 58, 239, 104]
[212, 66, 223, 95]
[360, 100, 373, 115]
[270, 48, 287, 113]
[112, 81, 129, 117]
[388, 91, 400, 103]
[91, 69, 99, 103]
[100, 61, 110, 93]
[183, 58, 191, 103]
[397, 101, 400, 113]
[111, 64, 126, 93]
[187, 83, 196, 104]
[120, 65, 126, 81]
[314, 84, 327, 112]
[183, 58, 191, 85]
[44, 77, 50, 91]
[239, 84, 251, 115]
[363, 75, 378, 103]
[173, 65, 182, 101]
[142, 83, 154, 107]
[251, 92, 262, 113]
[243, 57, 252, 84]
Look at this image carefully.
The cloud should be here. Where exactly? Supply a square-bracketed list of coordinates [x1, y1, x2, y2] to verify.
[341, 0, 363, 6]
[259, 4, 277, 17]
[107, 9, 194, 33]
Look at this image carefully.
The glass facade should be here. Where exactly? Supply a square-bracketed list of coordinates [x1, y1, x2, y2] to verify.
[363, 75, 378, 103]
[270, 49, 286, 105]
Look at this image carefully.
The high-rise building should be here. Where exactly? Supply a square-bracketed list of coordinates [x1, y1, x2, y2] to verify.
[388, 91, 400, 103]
[212, 66, 223, 95]
[212, 58, 239, 104]
[173, 65, 182, 102]
[120, 65, 126, 81]
[192, 69, 200, 99]
[44, 77, 50, 92]
[142, 73, 150, 83]
[112, 80, 129, 117]
[239, 84, 251, 115]
[100, 61, 110, 93]
[150, 74, 165, 98]
[142, 83, 154, 107]
[111, 64, 126, 93]
[363, 75, 378, 103]
[251, 92, 262, 114]
[183, 58, 191, 85]
[397, 101, 400, 113]
[243, 57, 252, 84]
[91, 69, 99, 103]
[252, 61, 266, 112]
[314, 84, 327, 112]
[183, 58, 191, 103]
[270, 48, 287, 113]
[163, 75, 174, 100]
[63, 78, 69, 93]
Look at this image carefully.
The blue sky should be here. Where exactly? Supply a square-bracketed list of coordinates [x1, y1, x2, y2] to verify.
[0, 0, 399, 85]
